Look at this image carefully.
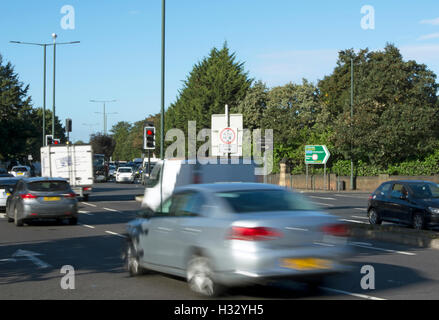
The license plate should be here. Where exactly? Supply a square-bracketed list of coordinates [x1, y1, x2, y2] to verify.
[281, 258, 332, 270]
[44, 197, 61, 201]
[17, 172, 23, 175]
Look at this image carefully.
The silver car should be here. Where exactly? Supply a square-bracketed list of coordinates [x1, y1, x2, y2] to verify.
[6, 177, 78, 226]
[125, 183, 353, 296]
[10, 166, 31, 178]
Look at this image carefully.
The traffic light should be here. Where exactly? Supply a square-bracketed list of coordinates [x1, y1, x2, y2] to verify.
[54, 139, 60, 145]
[144, 126, 155, 150]
[46, 135, 53, 146]
[66, 118, 72, 132]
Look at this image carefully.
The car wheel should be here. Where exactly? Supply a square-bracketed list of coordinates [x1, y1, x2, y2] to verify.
[68, 217, 78, 225]
[126, 243, 146, 276]
[82, 194, 89, 202]
[14, 207, 23, 227]
[368, 208, 382, 225]
[412, 213, 425, 230]
[187, 255, 224, 297]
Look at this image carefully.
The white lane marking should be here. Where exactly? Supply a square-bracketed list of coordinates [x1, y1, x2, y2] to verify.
[339, 219, 367, 224]
[80, 224, 95, 229]
[286, 227, 309, 232]
[312, 202, 334, 207]
[349, 241, 373, 246]
[78, 210, 93, 216]
[0, 213, 6, 219]
[309, 196, 337, 201]
[103, 207, 122, 213]
[81, 202, 97, 207]
[350, 243, 416, 256]
[105, 231, 127, 238]
[12, 249, 51, 269]
[354, 208, 367, 211]
[351, 215, 369, 220]
[320, 287, 386, 300]
[0, 258, 17, 263]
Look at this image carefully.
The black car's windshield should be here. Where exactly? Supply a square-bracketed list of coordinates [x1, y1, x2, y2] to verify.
[216, 189, 317, 213]
[408, 183, 439, 199]
[28, 181, 70, 192]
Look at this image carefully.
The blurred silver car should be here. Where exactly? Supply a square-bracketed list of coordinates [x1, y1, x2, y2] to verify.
[125, 183, 353, 296]
[10, 166, 31, 178]
[6, 177, 78, 226]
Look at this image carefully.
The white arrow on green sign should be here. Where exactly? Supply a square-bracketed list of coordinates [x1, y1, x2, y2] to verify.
[305, 145, 330, 164]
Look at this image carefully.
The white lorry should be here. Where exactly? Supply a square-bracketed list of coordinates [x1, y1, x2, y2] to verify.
[41, 145, 94, 201]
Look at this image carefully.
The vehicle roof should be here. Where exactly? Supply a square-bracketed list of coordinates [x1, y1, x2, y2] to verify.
[11, 165, 30, 169]
[21, 177, 68, 183]
[118, 166, 133, 170]
[175, 182, 285, 193]
[382, 180, 437, 184]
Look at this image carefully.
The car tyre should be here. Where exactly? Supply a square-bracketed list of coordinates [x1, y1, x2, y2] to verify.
[412, 213, 425, 230]
[14, 207, 23, 227]
[126, 243, 146, 276]
[187, 255, 224, 297]
[368, 208, 382, 225]
[69, 217, 78, 225]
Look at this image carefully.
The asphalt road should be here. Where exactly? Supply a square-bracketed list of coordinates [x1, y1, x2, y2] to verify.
[1, 184, 438, 300]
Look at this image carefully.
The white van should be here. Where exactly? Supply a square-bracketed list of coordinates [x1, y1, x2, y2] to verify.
[141, 158, 260, 211]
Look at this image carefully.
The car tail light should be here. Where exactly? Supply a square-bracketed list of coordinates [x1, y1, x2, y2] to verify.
[321, 224, 349, 237]
[20, 193, 37, 199]
[64, 193, 76, 199]
[227, 227, 283, 241]
[83, 187, 91, 191]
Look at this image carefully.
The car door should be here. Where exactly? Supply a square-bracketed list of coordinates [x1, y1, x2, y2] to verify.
[388, 183, 410, 222]
[8, 181, 23, 217]
[372, 182, 392, 219]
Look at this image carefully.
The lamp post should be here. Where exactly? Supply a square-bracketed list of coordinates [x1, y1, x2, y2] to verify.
[350, 58, 354, 190]
[161, 0, 165, 160]
[90, 99, 117, 135]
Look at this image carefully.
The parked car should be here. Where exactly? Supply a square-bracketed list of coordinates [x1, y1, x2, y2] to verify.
[116, 167, 134, 183]
[6, 177, 78, 226]
[125, 183, 352, 296]
[9, 166, 32, 178]
[368, 180, 439, 230]
[0, 177, 21, 211]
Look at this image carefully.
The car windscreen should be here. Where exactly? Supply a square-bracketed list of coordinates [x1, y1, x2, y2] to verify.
[216, 189, 318, 213]
[408, 183, 439, 199]
[28, 181, 70, 192]
[12, 167, 28, 172]
[118, 168, 132, 173]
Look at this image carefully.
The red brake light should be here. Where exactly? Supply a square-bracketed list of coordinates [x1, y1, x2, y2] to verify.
[64, 193, 76, 199]
[228, 227, 283, 241]
[20, 193, 37, 199]
[83, 187, 91, 191]
[321, 224, 349, 237]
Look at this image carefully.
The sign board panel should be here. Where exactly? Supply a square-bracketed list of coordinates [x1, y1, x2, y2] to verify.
[211, 114, 243, 157]
[305, 145, 330, 164]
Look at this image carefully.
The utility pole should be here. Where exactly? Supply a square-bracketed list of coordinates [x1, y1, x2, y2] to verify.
[350, 58, 354, 190]
[90, 99, 116, 135]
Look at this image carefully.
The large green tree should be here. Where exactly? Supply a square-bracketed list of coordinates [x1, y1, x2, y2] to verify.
[319, 44, 439, 166]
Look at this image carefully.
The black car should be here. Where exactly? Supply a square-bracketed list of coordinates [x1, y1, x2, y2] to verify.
[367, 180, 439, 230]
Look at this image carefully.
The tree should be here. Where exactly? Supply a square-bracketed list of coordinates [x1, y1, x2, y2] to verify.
[166, 43, 252, 152]
[318, 44, 439, 167]
[90, 133, 116, 159]
[110, 121, 132, 160]
[233, 80, 268, 130]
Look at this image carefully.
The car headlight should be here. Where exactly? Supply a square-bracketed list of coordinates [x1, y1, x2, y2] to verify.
[428, 207, 439, 215]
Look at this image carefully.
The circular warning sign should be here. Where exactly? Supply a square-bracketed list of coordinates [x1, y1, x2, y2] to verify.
[220, 128, 236, 145]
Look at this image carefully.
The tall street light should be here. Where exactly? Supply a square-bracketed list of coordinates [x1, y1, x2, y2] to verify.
[90, 99, 117, 135]
[350, 58, 354, 190]
[9, 40, 53, 146]
[51, 33, 80, 137]
[161, 0, 165, 160]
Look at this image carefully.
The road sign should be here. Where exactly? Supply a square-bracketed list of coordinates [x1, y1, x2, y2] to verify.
[305, 145, 330, 164]
[211, 107, 243, 157]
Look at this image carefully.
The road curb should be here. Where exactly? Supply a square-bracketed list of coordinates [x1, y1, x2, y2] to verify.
[348, 223, 439, 249]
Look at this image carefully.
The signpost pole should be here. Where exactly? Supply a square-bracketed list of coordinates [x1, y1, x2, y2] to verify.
[324, 163, 327, 191]
[306, 164, 309, 190]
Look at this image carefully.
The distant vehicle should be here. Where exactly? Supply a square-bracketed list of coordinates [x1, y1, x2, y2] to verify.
[0, 177, 21, 211]
[126, 183, 352, 296]
[41, 145, 94, 201]
[141, 158, 259, 211]
[368, 180, 439, 230]
[116, 167, 134, 183]
[108, 165, 117, 180]
[93, 154, 108, 182]
[5, 177, 78, 226]
[10, 166, 32, 178]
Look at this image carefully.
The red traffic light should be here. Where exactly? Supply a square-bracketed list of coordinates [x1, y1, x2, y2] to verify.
[147, 130, 153, 135]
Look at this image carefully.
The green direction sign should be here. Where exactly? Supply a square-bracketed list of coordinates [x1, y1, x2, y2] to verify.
[305, 145, 330, 164]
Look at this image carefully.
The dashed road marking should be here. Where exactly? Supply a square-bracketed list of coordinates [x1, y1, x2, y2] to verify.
[309, 196, 337, 201]
[320, 287, 386, 300]
[81, 202, 97, 207]
[80, 224, 95, 229]
[103, 207, 122, 213]
[105, 230, 127, 238]
[350, 243, 416, 256]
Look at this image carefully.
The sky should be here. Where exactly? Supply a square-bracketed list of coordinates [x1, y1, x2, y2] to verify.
[1, 0, 439, 143]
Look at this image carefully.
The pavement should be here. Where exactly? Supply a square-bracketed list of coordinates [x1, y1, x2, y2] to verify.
[1, 183, 439, 300]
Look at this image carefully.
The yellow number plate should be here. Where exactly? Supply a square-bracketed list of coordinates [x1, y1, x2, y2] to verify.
[44, 197, 61, 201]
[17, 172, 23, 175]
[281, 258, 332, 270]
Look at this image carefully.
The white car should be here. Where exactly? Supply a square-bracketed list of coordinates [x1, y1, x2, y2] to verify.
[116, 167, 134, 183]
[9, 166, 31, 178]
[0, 177, 20, 211]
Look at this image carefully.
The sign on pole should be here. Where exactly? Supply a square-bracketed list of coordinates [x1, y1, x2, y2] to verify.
[305, 145, 330, 164]
[211, 106, 243, 157]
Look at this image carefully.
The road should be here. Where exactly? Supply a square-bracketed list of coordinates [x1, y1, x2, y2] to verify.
[1, 184, 438, 300]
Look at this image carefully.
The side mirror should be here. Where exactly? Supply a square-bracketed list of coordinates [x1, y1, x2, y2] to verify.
[136, 209, 154, 219]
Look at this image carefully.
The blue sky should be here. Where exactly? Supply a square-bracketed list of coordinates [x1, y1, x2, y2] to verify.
[2, 0, 439, 142]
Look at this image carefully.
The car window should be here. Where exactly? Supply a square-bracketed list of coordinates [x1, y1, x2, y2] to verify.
[12, 167, 28, 172]
[216, 189, 317, 213]
[0, 179, 19, 194]
[145, 163, 162, 188]
[374, 183, 391, 196]
[28, 181, 70, 192]
[171, 192, 206, 217]
[118, 168, 132, 173]
[408, 183, 439, 199]
[390, 184, 407, 198]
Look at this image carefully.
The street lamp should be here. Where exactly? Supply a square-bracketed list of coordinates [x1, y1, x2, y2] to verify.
[90, 99, 117, 135]
[9, 40, 53, 146]
[50, 34, 80, 137]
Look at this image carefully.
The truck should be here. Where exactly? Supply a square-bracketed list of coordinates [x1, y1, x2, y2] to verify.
[40, 144, 94, 201]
